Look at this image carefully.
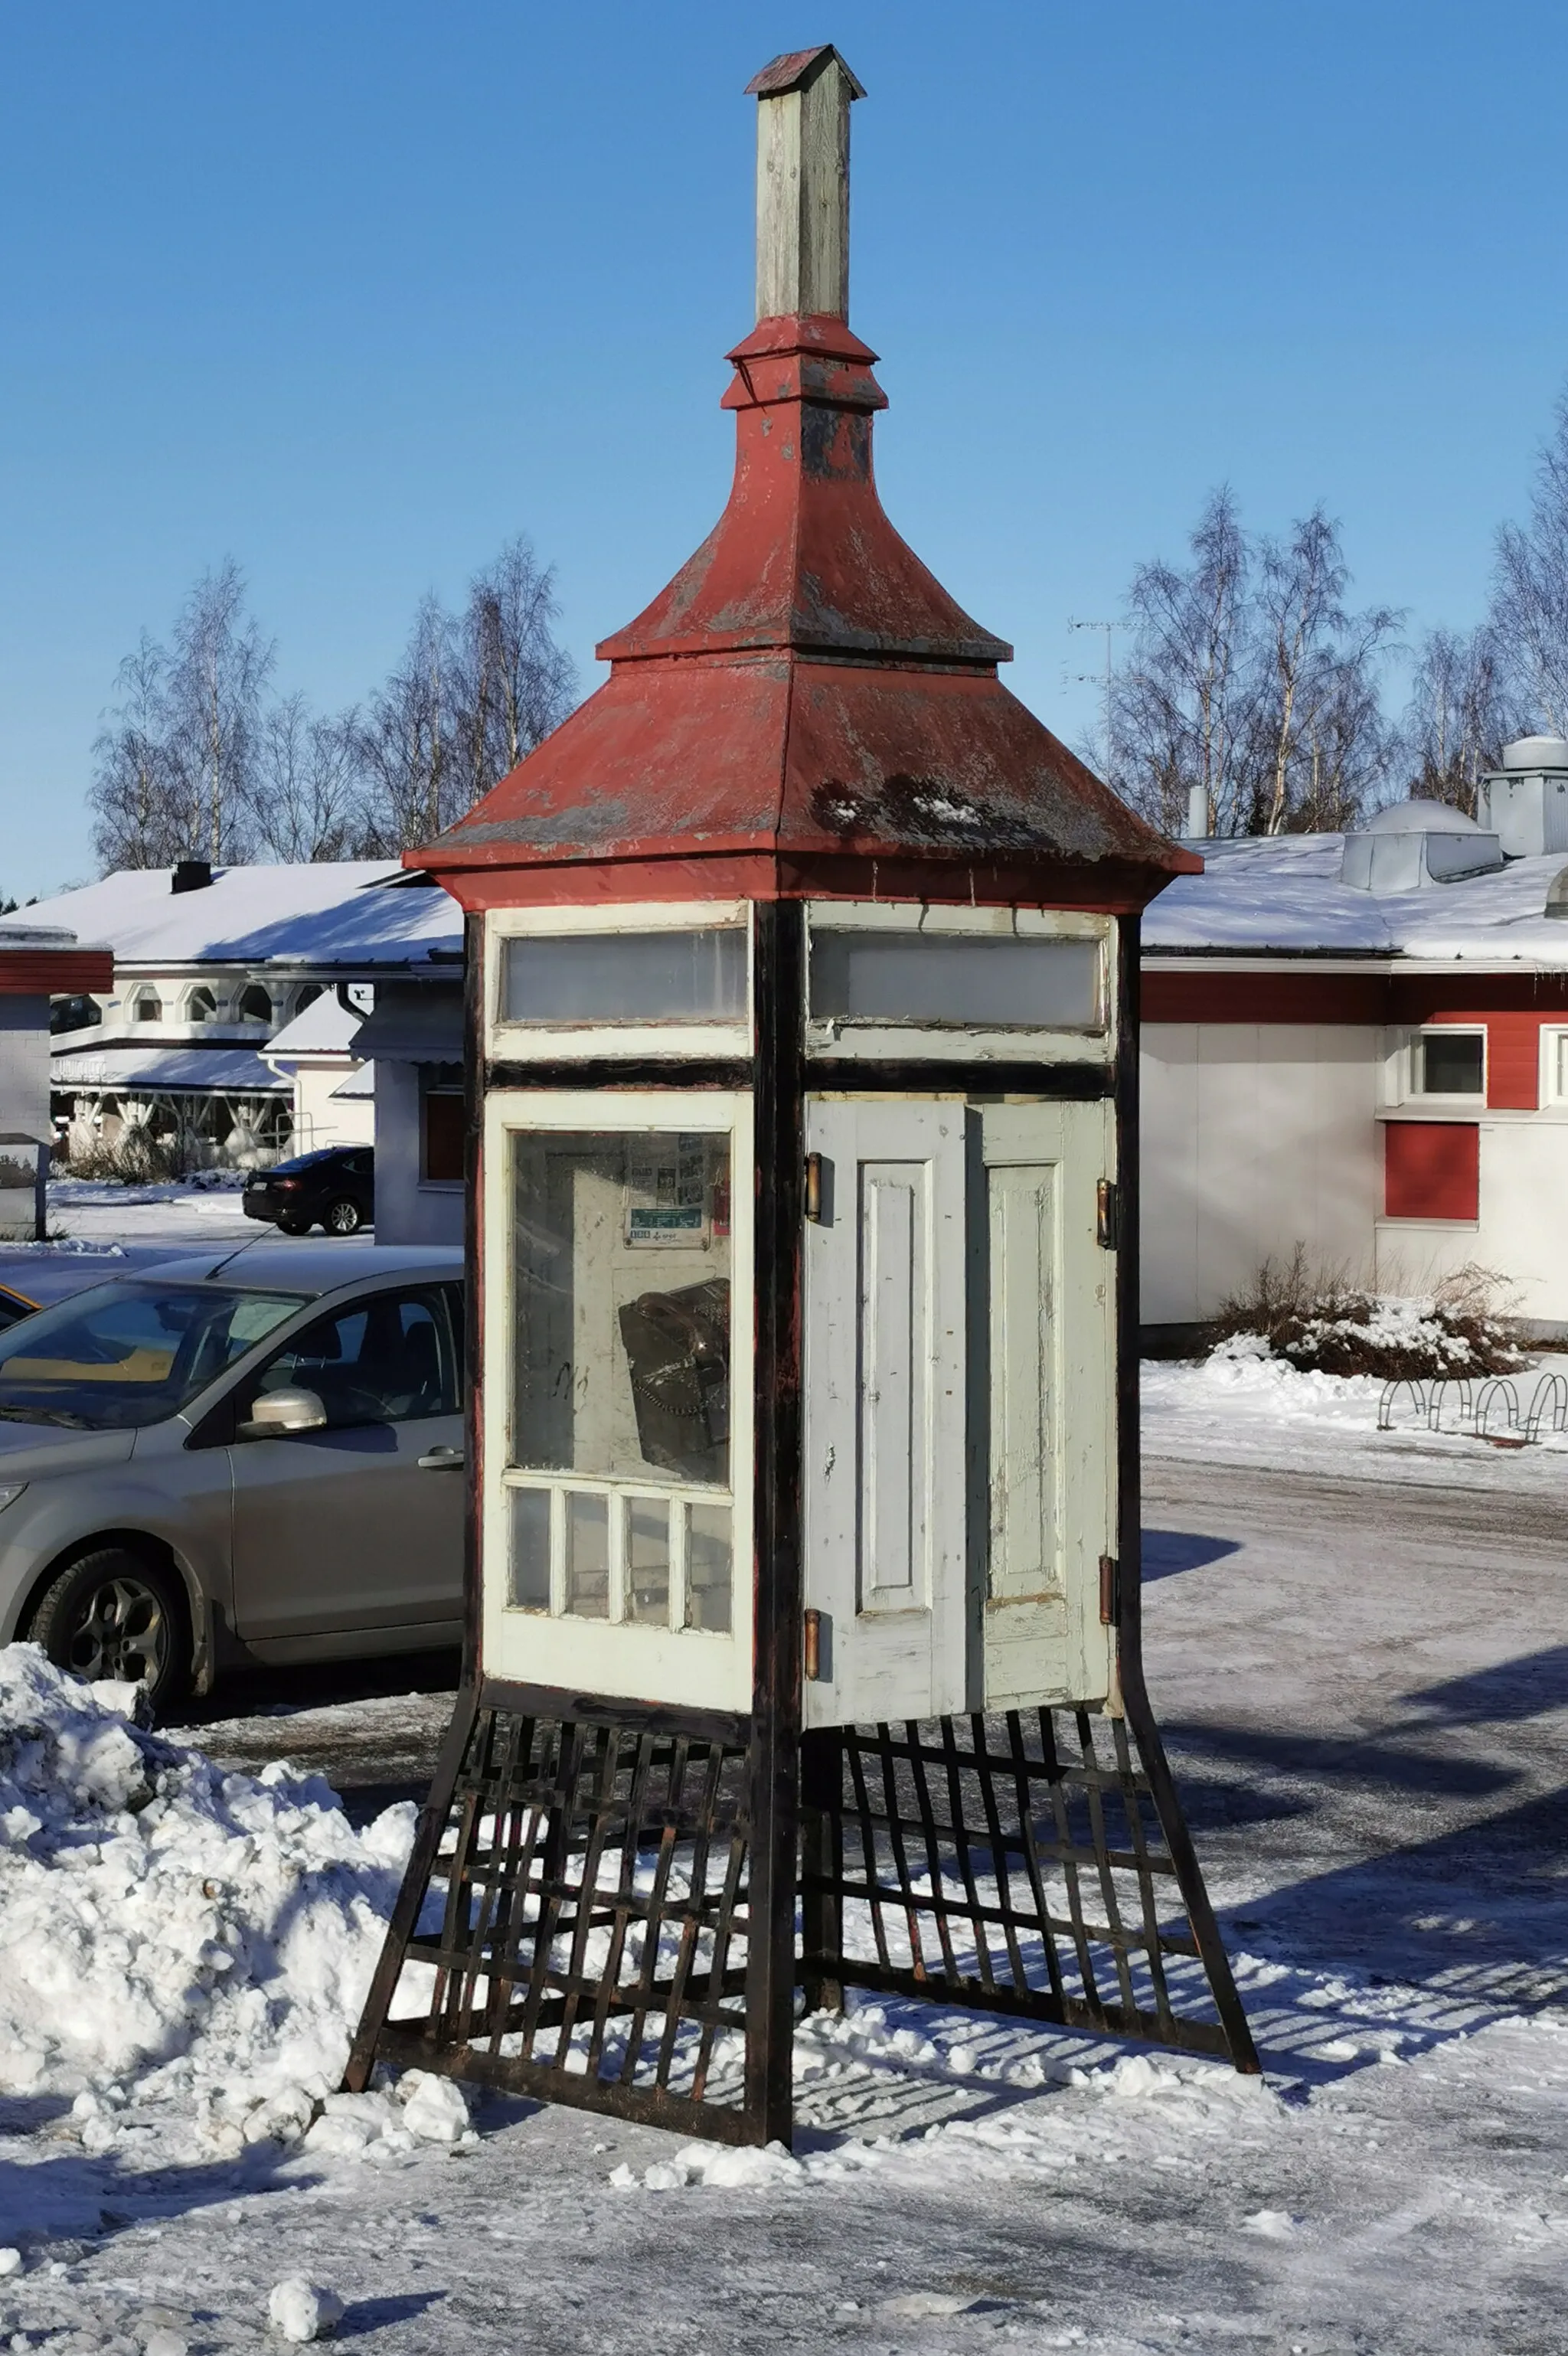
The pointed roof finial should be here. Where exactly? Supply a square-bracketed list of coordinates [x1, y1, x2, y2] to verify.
[745, 46, 864, 324]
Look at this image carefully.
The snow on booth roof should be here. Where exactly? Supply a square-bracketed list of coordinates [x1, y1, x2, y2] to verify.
[1145, 829, 1568, 964]
[21, 862, 462, 969]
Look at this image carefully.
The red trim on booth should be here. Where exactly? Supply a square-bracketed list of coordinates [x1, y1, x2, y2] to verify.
[1383, 1122, 1479, 1220]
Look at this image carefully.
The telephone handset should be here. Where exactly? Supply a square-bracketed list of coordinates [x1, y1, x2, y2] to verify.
[617, 1278, 730, 1483]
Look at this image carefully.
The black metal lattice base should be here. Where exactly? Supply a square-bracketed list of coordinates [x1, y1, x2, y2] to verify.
[799, 1706, 1259, 2068]
[346, 1682, 760, 2140]
[348, 1684, 1256, 2147]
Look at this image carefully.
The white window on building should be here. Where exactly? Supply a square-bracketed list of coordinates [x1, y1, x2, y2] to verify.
[186, 985, 219, 1024]
[1411, 1027, 1485, 1098]
[237, 984, 273, 1025]
[129, 988, 162, 1023]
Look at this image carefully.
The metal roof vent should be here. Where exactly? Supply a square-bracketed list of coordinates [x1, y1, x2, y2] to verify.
[1479, 739, 1568, 857]
[1341, 798, 1504, 890]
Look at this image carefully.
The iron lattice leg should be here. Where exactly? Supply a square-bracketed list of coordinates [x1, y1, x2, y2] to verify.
[345, 1681, 773, 2144]
[797, 1706, 1259, 2073]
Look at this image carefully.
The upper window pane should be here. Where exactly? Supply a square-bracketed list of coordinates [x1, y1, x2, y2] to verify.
[1419, 1031, 1484, 1095]
[810, 932, 1102, 1029]
[501, 930, 746, 1025]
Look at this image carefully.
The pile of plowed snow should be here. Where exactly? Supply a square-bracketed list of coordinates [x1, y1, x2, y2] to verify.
[0, 1643, 461, 2162]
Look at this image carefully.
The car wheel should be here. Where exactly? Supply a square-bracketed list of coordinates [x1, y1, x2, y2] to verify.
[323, 1196, 363, 1235]
[276, 1212, 312, 1235]
[27, 1546, 189, 1714]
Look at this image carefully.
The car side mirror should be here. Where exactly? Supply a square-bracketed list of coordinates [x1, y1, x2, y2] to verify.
[237, 1386, 328, 1440]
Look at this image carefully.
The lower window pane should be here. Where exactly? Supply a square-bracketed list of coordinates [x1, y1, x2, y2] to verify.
[565, 1491, 609, 1619]
[685, 1502, 733, 1634]
[627, 1496, 671, 1626]
[509, 1487, 550, 1610]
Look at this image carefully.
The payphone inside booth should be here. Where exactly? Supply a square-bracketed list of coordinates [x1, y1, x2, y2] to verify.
[348, 46, 1258, 2149]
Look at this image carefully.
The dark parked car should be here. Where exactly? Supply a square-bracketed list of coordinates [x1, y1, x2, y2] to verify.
[243, 1146, 374, 1237]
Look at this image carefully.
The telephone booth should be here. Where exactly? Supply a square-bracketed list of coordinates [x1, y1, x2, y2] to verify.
[349, 47, 1257, 2147]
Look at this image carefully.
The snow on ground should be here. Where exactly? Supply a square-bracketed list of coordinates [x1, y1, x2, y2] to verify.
[0, 1649, 419, 2139]
[46, 1178, 272, 1253]
[0, 1360, 1563, 2348]
[1144, 1336, 1568, 1495]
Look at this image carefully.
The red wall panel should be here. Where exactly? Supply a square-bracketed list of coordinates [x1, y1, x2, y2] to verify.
[1383, 1122, 1479, 1220]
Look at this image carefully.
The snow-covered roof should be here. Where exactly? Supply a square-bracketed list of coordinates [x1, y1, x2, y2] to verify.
[262, 989, 361, 1061]
[49, 1045, 285, 1093]
[1145, 833, 1568, 964]
[22, 864, 462, 971]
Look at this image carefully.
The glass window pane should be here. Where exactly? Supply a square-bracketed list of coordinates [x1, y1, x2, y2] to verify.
[502, 931, 746, 1024]
[511, 1130, 731, 1486]
[809, 933, 1101, 1028]
[1420, 1032, 1484, 1094]
[686, 1502, 733, 1634]
[247, 1287, 456, 1426]
[509, 1486, 551, 1610]
[626, 1496, 671, 1626]
[564, 1491, 609, 1619]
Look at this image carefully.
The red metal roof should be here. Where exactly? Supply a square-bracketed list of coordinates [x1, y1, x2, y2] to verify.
[744, 47, 865, 100]
[413, 312, 1197, 914]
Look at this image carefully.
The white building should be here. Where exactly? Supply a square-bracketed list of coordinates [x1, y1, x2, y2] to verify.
[1143, 743, 1568, 1338]
[27, 860, 461, 1215]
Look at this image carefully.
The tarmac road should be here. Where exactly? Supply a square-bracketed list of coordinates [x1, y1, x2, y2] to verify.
[175, 1454, 1568, 2018]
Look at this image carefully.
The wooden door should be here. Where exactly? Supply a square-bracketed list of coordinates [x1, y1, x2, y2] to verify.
[802, 1097, 968, 1724]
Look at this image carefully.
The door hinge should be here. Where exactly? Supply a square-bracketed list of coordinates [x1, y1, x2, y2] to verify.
[1099, 1553, 1120, 1626]
[1096, 1178, 1119, 1250]
[804, 1152, 829, 1223]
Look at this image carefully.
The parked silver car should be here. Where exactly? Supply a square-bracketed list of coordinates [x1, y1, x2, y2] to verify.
[0, 1243, 466, 1709]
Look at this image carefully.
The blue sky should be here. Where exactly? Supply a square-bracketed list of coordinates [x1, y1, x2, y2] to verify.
[2, 0, 1565, 897]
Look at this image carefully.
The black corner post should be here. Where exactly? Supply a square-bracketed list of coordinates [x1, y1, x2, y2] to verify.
[745, 896, 807, 2145]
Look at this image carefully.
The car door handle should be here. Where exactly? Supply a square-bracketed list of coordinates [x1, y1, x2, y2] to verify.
[417, 1446, 466, 1470]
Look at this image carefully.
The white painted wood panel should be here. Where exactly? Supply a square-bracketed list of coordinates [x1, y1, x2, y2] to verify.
[802, 1099, 966, 1725]
[988, 1162, 1056, 1601]
[979, 1101, 1116, 1711]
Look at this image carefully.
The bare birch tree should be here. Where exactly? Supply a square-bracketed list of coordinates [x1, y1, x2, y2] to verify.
[1400, 625, 1518, 813]
[452, 535, 578, 804]
[88, 634, 194, 869]
[1109, 489, 1255, 836]
[1491, 394, 1568, 736]
[353, 596, 459, 852]
[1109, 493, 1398, 837]
[162, 560, 275, 861]
[247, 695, 370, 861]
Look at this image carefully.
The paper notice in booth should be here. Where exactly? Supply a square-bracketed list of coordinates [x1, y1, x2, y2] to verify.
[625, 1139, 711, 1248]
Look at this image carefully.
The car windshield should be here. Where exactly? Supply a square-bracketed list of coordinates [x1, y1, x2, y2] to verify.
[0, 1281, 306, 1430]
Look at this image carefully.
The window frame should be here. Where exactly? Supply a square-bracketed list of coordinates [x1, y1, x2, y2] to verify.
[480, 1086, 754, 1711]
[1404, 1024, 1488, 1105]
[803, 901, 1115, 1065]
[419, 1068, 465, 1187]
[484, 902, 753, 1065]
